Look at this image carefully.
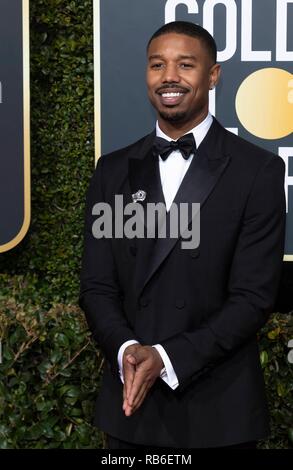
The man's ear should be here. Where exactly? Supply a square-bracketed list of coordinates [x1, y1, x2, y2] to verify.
[209, 63, 221, 90]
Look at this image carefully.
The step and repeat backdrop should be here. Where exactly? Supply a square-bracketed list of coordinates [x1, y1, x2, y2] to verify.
[0, 0, 30, 254]
[0, 1, 292, 258]
[96, 0, 293, 258]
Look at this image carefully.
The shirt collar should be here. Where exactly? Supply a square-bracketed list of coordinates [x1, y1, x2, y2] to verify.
[156, 112, 213, 148]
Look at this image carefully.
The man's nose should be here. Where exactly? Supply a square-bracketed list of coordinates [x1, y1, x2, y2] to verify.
[161, 64, 180, 83]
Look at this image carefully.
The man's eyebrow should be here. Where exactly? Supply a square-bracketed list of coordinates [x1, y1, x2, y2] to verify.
[148, 54, 164, 60]
[177, 54, 197, 61]
[148, 54, 197, 61]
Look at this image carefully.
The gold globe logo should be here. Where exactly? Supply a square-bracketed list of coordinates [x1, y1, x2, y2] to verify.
[236, 68, 293, 140]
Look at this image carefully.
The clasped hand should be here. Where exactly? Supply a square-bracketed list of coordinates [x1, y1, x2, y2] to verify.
[122, 344, 164, 417]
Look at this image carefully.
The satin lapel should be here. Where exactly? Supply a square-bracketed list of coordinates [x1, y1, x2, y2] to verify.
[139, 118, 231, 296]
[128, 153, 165, 211]
[128, 131, 165, 295]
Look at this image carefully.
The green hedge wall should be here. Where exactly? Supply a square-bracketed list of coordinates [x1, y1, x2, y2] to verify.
[1, 0, 94, 305]
[0, 0, 292, 449]
[0, 276, 102, 448]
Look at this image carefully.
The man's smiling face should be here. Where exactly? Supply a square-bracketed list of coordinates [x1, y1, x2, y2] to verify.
[146, 33, 220, 129]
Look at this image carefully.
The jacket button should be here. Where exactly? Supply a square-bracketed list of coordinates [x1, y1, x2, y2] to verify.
[175, 299, 185, 309]
[190, 248, 200, 258]
[129, 245, 136, 256]
[140, 298, 149, 308]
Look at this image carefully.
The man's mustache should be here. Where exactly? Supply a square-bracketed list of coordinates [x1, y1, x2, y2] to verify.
[156, 84, 189, 94]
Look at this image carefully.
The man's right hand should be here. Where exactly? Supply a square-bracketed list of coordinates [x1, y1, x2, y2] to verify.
[122, 343, 142, 406]
[122, 344, 164, 416]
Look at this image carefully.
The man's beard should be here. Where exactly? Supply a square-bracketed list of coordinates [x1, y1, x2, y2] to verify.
[158, 110, 187, 122]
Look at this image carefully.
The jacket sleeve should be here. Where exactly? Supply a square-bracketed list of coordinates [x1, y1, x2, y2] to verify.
[161, 155, 286, 390]
[79, 156, 137, 375]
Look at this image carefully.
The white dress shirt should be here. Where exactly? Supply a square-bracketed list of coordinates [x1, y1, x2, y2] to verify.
[157, 113, 213, 211]
[118, 113, 213, 390]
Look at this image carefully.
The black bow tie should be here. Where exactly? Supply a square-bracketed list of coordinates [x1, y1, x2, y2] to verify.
[153, 133, 196, 161]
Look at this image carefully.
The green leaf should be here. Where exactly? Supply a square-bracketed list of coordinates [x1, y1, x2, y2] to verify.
[260, 350, 268, 367]
[268, 327, 281, 340]
[276, 382, 286, 397]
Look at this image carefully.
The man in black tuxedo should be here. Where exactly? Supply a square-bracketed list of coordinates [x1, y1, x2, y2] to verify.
[79, 21, 286, 449]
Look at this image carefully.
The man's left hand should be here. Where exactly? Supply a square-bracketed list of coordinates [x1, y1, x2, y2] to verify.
[123, 345, 164, 416]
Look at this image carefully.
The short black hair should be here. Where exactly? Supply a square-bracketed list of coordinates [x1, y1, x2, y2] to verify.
[147, 21, 217, 64]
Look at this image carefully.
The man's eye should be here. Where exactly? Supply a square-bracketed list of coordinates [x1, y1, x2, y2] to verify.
[151, 63, 164, 69]
[180, 63, 193, 68]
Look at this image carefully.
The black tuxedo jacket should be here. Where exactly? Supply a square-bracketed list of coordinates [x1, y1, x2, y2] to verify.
[79, 118, 286, 448]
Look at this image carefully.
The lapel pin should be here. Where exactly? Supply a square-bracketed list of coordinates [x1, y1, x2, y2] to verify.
[132, 189, 146, 203]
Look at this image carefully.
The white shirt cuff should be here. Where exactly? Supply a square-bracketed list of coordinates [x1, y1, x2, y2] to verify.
[152, 344, 179, 390]
[117, 339, 139, 384]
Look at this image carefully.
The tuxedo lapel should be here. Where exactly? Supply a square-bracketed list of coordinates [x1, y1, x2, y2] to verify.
[128, 131, 165, 295]
[128, 149, 165, 211]
[137, 118, 231, 296]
